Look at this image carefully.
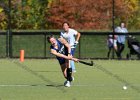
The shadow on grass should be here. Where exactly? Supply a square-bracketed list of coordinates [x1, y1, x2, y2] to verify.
[8, 59, 66, 93]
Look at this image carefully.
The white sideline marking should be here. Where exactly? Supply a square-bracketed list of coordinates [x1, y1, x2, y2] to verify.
[0, 84, 31, 87]
[0, 84, 103, 87]
[0, 84, 139, 87]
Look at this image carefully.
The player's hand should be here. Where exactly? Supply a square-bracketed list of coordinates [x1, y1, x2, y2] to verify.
[68, 54, 72, 60]
[68, 53, 72, 57]
[74, 41, 78, 47]
[71, 57, 79, 62]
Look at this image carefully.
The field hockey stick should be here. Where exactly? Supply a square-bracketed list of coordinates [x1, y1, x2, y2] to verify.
[79, 60, 94, 66]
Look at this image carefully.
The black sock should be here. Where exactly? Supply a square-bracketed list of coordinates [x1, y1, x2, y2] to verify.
[67, 68, 72, 82]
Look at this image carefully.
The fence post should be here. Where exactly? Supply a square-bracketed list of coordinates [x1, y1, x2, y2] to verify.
[6, 31, 9, 57]
[78, 39, 81, 58]
[6, 0, 12, 58]
[44, 33, 47, 58]
[9, 30, 12, 58]
[112, 0, 115, 59]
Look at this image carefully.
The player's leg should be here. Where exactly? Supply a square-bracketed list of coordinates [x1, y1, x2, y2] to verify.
[59, 62, 71, 87]
[57, 58, 67, 78]
[117, 43, 125, 59]
[70, 48, 76, 72]
[65, 60, 73, 82]
[60, 63, 67, 79]
[107, 39, 113, 58]
[59, 59, 72, 87]
[114, 40, 119, 58]
[117, 42, 121, 59]
[107, 47, 111, 58]
[120, 43, 125, 54]
[70, 61, 76, 72]
[60, 64, 71, 87]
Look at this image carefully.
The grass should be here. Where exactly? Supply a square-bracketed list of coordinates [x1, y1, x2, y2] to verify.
[0, 59, 140, 100]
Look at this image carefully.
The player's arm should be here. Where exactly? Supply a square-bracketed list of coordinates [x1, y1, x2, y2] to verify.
[114, 35, 118, 39]
[75, 32, 81, 42]
[50, 49, 78, 62]
[58, 38, 71, 54]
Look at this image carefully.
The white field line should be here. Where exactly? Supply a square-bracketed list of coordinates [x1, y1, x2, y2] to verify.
[0, 84, 139, 87]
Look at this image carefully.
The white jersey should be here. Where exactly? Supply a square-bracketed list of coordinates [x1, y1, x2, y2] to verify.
[115, 26, 128, 33]
[60, 28, 78, 48]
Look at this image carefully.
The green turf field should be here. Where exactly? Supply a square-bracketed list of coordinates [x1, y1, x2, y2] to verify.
[0, 59, 140, 100]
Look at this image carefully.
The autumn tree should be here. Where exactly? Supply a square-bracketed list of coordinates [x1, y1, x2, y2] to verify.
[0, 0, 8, 29]
[124, 0, 140, 29]
[0, 7, 7, 29]
[10, 0, 52, 29]
[0, 0, 140, 30]
[114, 0, 139, 28]
[0, 0, 53, 30]
[47, 0, 140, 30]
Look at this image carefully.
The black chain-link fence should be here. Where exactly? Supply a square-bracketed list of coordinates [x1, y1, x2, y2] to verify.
[0, 31, 140, 59]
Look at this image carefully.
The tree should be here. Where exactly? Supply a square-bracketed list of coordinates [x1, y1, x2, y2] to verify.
[0, 0, 9, 29]
[46, 0, 140, 30]
[0, 0, 140, 30]
[10, 0, 52, 30]
[0, 0, 53, 30]
[114, 0, 139, 28]
[0, 7, 7, 29]
[46, 0, 111, 30]
[124, 0, 140, 30]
